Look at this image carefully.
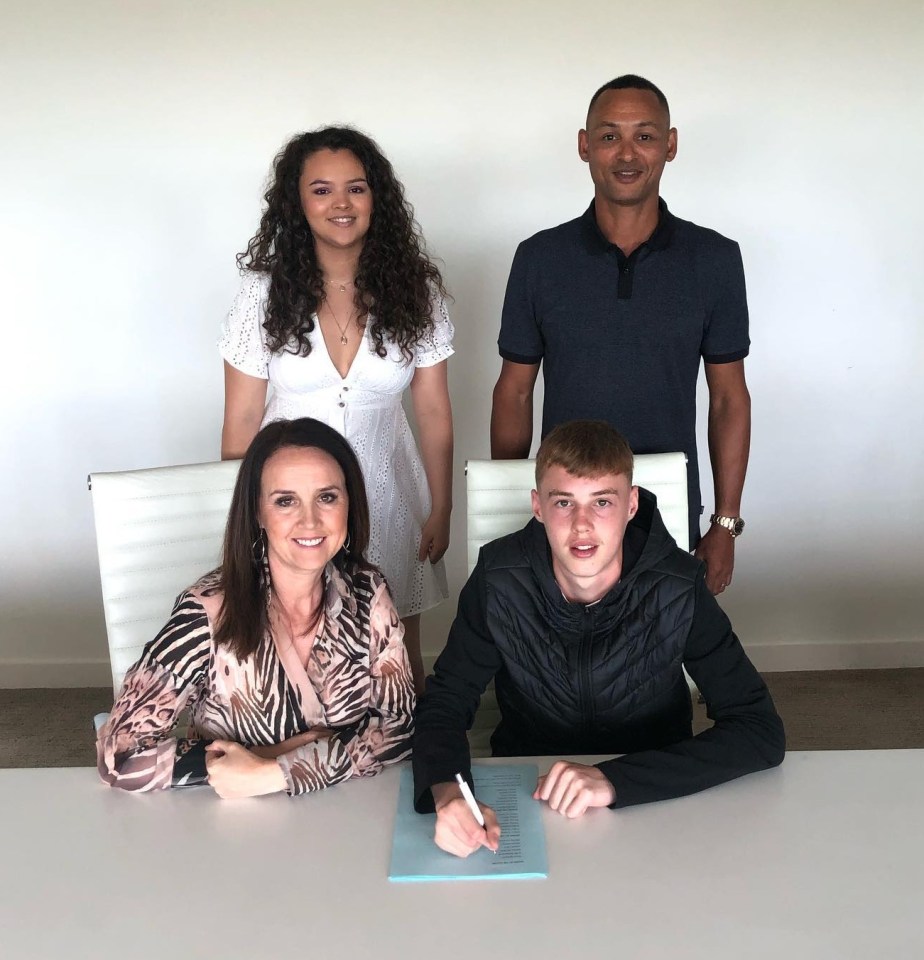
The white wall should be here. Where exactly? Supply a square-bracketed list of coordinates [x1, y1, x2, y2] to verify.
[2, 0, 922, 685]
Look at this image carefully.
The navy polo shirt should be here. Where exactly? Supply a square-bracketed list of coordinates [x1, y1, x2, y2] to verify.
[498, 199, 750, 546]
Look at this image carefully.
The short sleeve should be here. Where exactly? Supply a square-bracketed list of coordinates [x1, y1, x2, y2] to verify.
[414, 294, 456, 368]
[498, 241, 543, 364]
[218, 271, 273, 379]
[701, 241, 750, 364]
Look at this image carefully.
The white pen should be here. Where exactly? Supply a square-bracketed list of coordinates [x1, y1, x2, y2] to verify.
[454, 772, 486, 827]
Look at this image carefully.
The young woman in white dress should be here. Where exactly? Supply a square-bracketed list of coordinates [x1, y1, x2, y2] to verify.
[220, 127, 453, 693]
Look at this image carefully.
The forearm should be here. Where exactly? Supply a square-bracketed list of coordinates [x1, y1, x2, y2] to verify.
[597, 704, 784, 808]
[599, 576, 784, 808]
[97, 730, 179, 792]
[221, 362, 267, 459]
[412, 699, 475, 813]
[341, 657, 417, 780]
[221, 419, 262, 461]
[278, 708, 413, 796]
[409, 362, 454, 517]
[490, 382, 532, 459]
[413, 562, 500, 811]
[414, 405, 453, 515]
[275, 621, 415, 797]
[97, 660, 192, 791]
[707, 388, 750, 515]
[413, 663, 491, 812]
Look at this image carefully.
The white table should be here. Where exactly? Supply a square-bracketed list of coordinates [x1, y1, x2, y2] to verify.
[0, 751, 921, 959]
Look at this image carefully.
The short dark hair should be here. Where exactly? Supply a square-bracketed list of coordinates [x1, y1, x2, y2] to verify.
[587, 74, 670, 122]
[535, 420, 634, 487]
[215, 417, 374, 660]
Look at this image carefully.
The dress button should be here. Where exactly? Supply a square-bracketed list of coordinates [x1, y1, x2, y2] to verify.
[342, 387, 349, 392]
[338, 401, 345, 408]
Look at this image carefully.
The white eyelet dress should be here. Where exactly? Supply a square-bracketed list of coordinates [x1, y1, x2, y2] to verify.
[219, 272, 453, 618]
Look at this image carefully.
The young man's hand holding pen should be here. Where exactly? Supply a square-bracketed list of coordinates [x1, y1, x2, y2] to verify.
[431, 775, 501, 858]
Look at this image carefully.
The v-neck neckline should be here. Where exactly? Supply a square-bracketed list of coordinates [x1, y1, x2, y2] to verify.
[316, 312, 367, 382]
[270, 609, 327, 726]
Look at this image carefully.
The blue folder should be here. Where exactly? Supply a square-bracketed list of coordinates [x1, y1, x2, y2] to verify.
[388, 763, 548, 882]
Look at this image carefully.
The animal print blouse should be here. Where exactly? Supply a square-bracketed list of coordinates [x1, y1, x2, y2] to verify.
[97, 564, 414, 795]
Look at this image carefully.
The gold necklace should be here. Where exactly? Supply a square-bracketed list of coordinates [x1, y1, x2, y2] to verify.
[324, 277, 355, 294]
[324, 299, 354, 345]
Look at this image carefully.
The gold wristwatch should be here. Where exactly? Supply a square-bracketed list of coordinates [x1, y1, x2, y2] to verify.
[710, 514, 745, 538]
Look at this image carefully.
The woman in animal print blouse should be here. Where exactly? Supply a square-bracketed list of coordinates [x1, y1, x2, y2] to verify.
[97, 417, 415, 797]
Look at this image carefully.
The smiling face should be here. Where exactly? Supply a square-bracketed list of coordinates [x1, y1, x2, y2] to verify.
[298, 148, 373, 254]
[258, 445, 349, 584]
[578, 87, 677, 209]
[531, 465, 639, 604]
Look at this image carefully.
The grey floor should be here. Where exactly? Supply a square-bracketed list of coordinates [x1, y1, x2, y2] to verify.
[1, 669, 923, 768]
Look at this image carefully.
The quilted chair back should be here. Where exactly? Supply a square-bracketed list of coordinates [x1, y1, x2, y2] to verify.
[89, 460, 241, 694]
[466, 452, 689, 573]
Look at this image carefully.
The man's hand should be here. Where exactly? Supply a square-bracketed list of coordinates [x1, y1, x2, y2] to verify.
[205, 740, 287, 799]
[431, 782, 501, 858]
[694, 524, 735, 595]
[533, 762, 616, 818]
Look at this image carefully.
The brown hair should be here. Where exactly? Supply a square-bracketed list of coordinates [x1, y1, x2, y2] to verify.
[535, 420, 634, 487]
[215, 418, 374, 661]
[236, 125, 447, 363]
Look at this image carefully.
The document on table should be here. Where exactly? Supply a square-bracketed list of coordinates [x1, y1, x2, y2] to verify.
[388, 763, 548, 882]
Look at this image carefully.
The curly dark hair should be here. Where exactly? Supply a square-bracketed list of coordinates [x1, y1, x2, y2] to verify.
[237, 126, 446, 362]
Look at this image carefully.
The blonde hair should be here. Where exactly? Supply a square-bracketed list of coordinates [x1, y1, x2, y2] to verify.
[535, 420, 634, 486]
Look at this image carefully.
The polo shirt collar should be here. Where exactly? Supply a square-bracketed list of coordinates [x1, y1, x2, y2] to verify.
[580, 197, 675, 254]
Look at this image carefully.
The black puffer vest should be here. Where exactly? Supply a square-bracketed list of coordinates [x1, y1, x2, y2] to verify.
[482, 489, 702, 758]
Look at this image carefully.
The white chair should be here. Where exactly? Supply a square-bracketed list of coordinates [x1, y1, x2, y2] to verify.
[464, 454, 690, 755]
[88, 460, 241, 696]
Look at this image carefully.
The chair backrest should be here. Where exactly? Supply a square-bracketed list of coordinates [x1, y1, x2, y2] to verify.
[465, 453, 688, 572]
[89, 460, 241, 694]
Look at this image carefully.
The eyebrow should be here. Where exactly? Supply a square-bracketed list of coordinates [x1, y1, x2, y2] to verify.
[307, 177, 369, 186]
[266, 484, 343, 496]
[546, 488, 621, 498]
[595, 120, 660, 130]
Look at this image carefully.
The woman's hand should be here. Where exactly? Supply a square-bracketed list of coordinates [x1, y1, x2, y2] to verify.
[249, 729, 334, 760]
[418, 509, 451, 563]
[205, 740, 287, 799]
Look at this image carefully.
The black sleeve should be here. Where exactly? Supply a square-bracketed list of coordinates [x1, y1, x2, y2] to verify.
[701, 240, 750, 363]
[596, 571, 785, 807]
[412, 556, 503, 812]
[497, 241, 544, 364]
[171, 739, 211, 787]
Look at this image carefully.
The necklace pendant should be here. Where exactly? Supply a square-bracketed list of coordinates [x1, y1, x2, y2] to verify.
[338, 283, 346, 293]
[340, 334, 348, 345]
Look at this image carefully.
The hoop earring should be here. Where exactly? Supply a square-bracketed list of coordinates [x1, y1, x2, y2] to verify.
[343, 532, 351, 552]
[251, 529, 267, 564]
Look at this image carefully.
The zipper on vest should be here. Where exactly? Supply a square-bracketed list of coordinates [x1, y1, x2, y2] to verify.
[579, 606, 595, 738]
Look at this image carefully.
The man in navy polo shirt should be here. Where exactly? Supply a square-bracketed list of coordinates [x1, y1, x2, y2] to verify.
[490, 75, 751, 595]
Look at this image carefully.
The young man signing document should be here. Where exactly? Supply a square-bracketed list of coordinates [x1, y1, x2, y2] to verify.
[413, 420, 783, 858]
